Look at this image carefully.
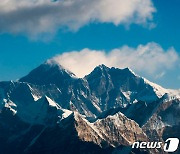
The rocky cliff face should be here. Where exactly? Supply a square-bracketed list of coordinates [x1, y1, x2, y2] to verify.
[75, 112, 148, 147]
[17, 111, 149, 154]
[142, 99, 180, 154]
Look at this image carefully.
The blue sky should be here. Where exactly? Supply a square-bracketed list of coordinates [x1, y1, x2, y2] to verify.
[0, 0, 180, 89]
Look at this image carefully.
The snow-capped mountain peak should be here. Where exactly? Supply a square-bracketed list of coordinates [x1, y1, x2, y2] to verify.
[19, 62, 76, 86]
[45, 59, 77, 77]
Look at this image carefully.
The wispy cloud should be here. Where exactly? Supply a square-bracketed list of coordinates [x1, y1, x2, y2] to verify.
[0, 0, 156, 39]
[48, 42, 179, 78]
[155, 72, 166, 79]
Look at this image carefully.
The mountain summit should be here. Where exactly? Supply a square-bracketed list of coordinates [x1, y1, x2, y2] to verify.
[19, 61, 76, 86]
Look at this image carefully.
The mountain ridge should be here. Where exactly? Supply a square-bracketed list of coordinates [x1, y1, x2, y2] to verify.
[0, 62, 180, 154]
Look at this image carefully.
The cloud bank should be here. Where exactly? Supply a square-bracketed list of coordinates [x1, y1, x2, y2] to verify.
[0, 0, 155, 38]
[49, 42, 179, 78]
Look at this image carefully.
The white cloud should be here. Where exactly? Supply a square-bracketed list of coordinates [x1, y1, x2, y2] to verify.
[48, 42, 179, 78]
[0, 0, 155, 39]
[155, 71, 166, 79]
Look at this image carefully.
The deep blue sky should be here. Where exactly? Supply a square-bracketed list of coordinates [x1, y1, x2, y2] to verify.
[0, 0, 180, 89]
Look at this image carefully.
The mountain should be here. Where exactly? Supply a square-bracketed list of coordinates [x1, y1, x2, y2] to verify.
[0, 61, 180, 154]
[24, 111, 151, 154]
[18, 62, 179, 118]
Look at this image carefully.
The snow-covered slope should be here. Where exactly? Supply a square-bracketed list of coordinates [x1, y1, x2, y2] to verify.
[142, 77, 180, 101]
[0, 81, 72, 125]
